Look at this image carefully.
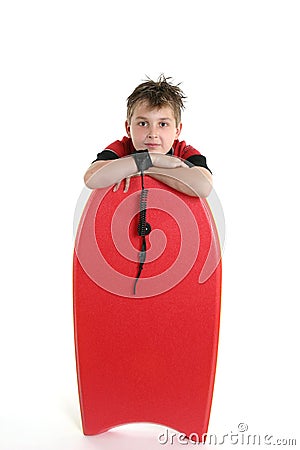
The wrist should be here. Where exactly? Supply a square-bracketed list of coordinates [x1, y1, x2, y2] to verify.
[132, 149, 153, 172]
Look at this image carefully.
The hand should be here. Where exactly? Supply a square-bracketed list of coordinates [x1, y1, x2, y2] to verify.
[113, 177, 131, 193]
[149, 153, 188, 169]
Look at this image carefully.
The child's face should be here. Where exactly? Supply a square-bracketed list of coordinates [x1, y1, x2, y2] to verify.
[125, 102, 182, 153]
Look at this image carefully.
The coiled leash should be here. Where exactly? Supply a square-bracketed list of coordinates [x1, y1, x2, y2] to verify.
[132, 150, 153, 295]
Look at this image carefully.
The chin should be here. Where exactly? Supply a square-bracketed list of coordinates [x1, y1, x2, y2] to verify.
[147, 148, 165, 153]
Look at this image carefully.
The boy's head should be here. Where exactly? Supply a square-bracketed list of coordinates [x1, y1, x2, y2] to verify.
[126, 74, 186, 127]
[126, 75, 186, 153]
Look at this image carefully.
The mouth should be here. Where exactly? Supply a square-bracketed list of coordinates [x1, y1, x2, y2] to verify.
[144, 143, 160, 148]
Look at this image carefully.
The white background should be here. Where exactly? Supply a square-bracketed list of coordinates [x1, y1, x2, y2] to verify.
[0, 1, 299, 449]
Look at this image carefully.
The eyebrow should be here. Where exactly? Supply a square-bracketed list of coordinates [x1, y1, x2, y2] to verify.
[135, 116, 172, 121]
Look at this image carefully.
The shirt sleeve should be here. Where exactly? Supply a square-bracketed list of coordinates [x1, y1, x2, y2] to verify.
[186, 154, 212, 174]
[174, 141, 212, 174]
[91, 149, 119, 163]
[91, 137, 134, 163]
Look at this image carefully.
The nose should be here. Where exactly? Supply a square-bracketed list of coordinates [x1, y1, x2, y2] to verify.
[148, 125, 158, 139]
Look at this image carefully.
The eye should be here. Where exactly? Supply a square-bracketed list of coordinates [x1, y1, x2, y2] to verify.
[138, 121, 148, 127]
[160, 122, 168, 127]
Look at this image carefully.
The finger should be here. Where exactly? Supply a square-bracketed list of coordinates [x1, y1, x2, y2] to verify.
[173, 158, 188, 168]
[124, 177, 131, 192]
[113, 181, 121, 192]
[171, 159, 185, 168]
[168, 156, 185, 168]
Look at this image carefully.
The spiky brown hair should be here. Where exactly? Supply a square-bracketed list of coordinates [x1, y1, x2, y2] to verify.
[127, 74, 186, 126]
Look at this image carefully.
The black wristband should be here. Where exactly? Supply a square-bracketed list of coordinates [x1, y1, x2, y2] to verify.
[132, 149, 153, 172]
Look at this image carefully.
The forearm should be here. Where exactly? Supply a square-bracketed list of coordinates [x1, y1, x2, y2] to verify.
[145, 166, 213, 198]
[84, 156, 138, 189]
[84, 153, 213, 198]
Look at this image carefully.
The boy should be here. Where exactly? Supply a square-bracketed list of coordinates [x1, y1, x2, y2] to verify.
[84, 75, 213, 198]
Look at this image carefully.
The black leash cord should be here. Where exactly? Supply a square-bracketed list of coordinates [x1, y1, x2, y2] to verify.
[133, 172, 151, 295]
[132, 150, 153, 295]
[133, 236, 146, 295]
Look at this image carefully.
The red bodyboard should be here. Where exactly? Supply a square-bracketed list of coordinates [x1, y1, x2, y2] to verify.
[73, 176, 222, 440]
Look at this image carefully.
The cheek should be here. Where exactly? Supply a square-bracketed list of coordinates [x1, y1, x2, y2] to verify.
[130, 128, 146, 147]
[166, 129, 177, 142]
[132, 126, 145, 139]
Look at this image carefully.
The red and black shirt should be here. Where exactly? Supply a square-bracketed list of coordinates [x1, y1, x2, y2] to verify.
[92, 136, 212, 173]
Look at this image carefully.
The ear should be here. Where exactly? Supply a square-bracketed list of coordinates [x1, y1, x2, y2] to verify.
[125, 120, 131, 137]
[175, 122, 182, 139]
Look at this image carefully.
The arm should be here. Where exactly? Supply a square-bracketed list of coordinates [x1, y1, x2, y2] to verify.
[146, 153, 212, 198]
[83, 153, 186, 189]
[145, 165, 213, 198]
[84, 157, 138, 189]
[84, 153, 212, 198]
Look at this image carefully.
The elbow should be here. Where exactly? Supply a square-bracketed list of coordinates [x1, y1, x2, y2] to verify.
[84, 172, 92, 188]
[84, 173, 109, 190]
[189, 185, 212, 198]
[83, 162, 109, 189]
[188, 168, 213, 198]
[84, 171, 98, 189]
[199, 181, 213, 198]
[195, 168, 213, 198]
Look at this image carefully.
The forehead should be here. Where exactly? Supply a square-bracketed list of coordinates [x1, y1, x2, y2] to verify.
[131, 101, 176, 120]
